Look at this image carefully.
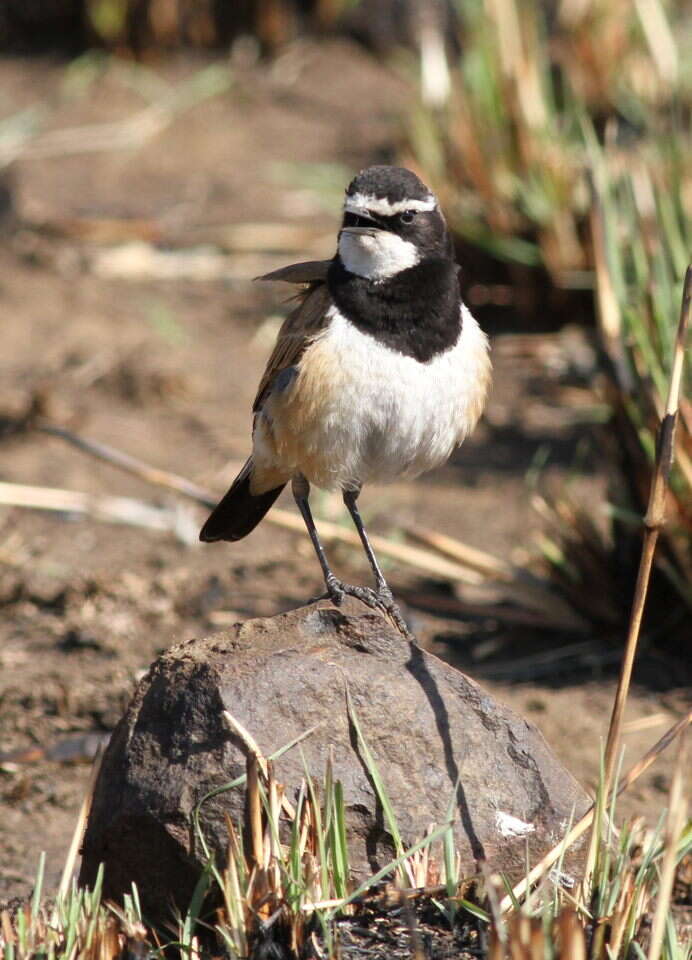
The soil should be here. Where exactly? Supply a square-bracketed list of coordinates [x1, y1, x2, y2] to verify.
[0, 42, 688, 909]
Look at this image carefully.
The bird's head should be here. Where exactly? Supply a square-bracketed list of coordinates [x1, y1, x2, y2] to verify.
[337, 165, 452, 281]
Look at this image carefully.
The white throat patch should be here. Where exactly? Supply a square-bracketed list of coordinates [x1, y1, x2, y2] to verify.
[338, 230, 420, 280]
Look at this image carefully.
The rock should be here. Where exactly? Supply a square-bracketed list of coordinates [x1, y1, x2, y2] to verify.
[80, 601, 590, 920]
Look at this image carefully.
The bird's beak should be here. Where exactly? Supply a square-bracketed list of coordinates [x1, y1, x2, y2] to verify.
[341, 205, 383, 235]
[340, 225, 379, 237]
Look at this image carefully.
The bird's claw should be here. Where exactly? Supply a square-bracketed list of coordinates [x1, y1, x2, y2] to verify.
[314, 578, 412, 640]
[310, 576, 345, 606]
[326, 575, 345, 606]
[375, 581, 394, 605]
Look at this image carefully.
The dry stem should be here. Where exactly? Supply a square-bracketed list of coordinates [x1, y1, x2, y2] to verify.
[585, 265, 691, 887]
[57, 744, 104, 900]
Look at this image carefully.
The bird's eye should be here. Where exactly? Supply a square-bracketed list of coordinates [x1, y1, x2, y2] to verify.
[400, 210, 416, 224]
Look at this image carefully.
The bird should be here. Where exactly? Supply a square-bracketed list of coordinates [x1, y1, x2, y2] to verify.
[200, 165, 491, 635]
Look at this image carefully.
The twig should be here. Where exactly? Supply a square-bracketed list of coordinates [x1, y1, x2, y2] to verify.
[499, 708, 691, 912]
[38, 421, 216, 505]
[222, 710, 265, 761]
[398, 587, 587, 631]
[57, 744, 104, 900]
[280, 511, 485, 584]
[405, 525, 514, 579]
[222, 710, 296, 820]
[0, 480, 198, 543]
[621, 713, 668, 734]
[586, 264, 691, 886]
[403, 528, 590, 630]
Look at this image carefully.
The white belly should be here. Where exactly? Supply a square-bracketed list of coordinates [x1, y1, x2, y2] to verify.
[257, 303, 490, 491]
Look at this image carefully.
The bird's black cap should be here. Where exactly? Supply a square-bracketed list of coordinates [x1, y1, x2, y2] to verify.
[345, 165, 435, 207]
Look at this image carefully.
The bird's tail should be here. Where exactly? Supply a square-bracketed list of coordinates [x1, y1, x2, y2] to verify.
[199, 459, 286, 542]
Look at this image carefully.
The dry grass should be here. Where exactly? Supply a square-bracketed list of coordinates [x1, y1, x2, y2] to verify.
[403, 0, 691, 638]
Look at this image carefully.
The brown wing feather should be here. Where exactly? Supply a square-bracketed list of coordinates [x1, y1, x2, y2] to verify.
[256, 260, 331, 285]
[200, 261, 333, 543]
[253, 278, 332, 413]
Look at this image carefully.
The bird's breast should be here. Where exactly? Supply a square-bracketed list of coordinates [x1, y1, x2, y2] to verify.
[258, 304, 490, 490]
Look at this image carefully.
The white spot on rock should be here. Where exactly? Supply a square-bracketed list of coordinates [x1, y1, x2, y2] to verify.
[495, 811, 536, 839]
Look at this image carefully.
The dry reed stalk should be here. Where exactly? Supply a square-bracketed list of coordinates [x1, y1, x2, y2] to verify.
[608, 868, 637, 960]
[222, 710, 265, 759]
[38, 421, 217, 505]
[557, 908, 587, 960]
[222, 710, 297, 820]
[499, 708, 691, 912]
[57, 744, 104, 899]
[590, 182, 631, 391]
[0, 912, 14, 946]
[489, 924, 504, 960]
[406, 523, 590, 629]
[632, 0, 679, 87]
[0, 480, 187, 534]
[267, 761, 282, 866]
[585, 265, 691, 888]
[274, 510, 485, 585]
[247, 752, 264, 872]
[404, 525, 514, 578]
[621, 713, 668, 734]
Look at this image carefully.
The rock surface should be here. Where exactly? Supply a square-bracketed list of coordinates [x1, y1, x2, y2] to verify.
[80, 601, 590, 920]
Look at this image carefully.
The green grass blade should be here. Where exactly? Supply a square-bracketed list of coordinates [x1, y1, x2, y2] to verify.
[31, 852, 46, 919]
[346, 687, 407, 882]
[303, 750, 330, 900]
[181, 861, 213, 951]
[325, 821, 453, 922]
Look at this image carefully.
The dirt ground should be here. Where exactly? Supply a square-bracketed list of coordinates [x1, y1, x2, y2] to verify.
[0, 43, 688, 905]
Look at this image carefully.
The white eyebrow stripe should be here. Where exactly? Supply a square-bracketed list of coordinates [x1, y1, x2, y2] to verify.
[345, 193, 437, 216]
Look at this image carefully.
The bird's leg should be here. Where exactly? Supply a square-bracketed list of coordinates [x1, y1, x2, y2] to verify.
[342, 487, 412, 638]
[342, 487, 389, 596]
[292, 473, 344, 604]
[293, 475, 412, 638]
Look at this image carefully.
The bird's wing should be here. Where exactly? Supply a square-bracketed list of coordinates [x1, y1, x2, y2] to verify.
[252, 271, 333, 413]
[257, 259, 331, 285]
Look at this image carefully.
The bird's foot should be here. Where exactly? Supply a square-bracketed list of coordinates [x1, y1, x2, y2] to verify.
[326, 574, 345, 606]
[314, 577, 413, 640]
[310, 574, 345, 606]
[371, 582, 414, 641]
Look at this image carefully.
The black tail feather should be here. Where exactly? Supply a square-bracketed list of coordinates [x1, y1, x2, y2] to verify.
[200, 464, 285, 542]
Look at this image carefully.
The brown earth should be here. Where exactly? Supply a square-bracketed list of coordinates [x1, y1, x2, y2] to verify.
[0, 42, 688, 905]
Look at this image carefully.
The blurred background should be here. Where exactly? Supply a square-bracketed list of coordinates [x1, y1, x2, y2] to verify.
[0, 0, 690, 901]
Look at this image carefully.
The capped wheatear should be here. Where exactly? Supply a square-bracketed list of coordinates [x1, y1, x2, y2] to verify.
[200, 165, 491, 634]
